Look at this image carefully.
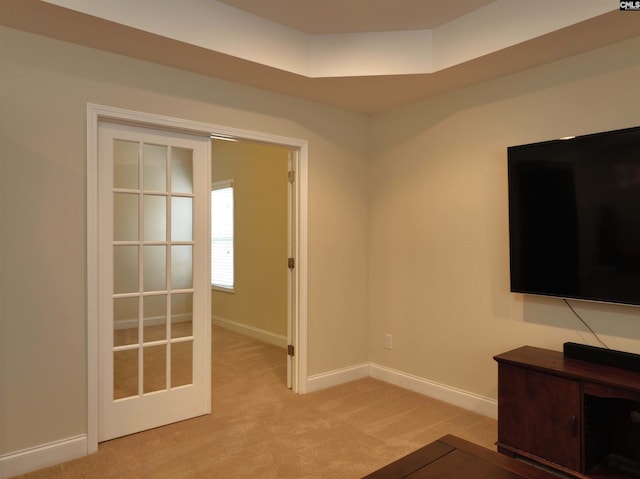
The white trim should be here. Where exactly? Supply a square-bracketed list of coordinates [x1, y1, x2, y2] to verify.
[87, 103, 309, 451]
[211, 179, 233, 190]
[0, 435, 87, 479]
[296, 362, 498, 418]
[369, 363, 497, 419]
[305, 364, 370, 393]
[304, 362, 496, 418]
[212, 315, 287, 349]
[209, 286, 236, 294]
[295, 142, 308, 393]
[86, 105, 99, 455]
[211, 285, 235, 293]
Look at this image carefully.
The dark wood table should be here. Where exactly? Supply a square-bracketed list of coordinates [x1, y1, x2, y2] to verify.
[362, 434, 564, 478]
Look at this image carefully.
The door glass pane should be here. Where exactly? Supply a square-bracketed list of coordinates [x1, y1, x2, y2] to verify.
[114, 349, 138, 399]
[171, 341, 192, 387]
[144, 345, 166, 393]
[171, 245, 192, 290]
[114, 193, 138, 241]
[143, 144, 167, 191]
[114, 246, 138, 294]
[143, 245, 166, 292]
[144, 195, 166, 241]
[171, 293, 192, 338]
[171, 196, 192, 242]
[171, 147, 193, 193]
[114, 140, 139, 189]
[144, 295, 166, 342]
[114, 296, 139, 346]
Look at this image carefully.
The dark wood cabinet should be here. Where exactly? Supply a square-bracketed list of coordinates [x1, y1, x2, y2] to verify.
[498, 363, 581, 471]
[495, 346, 640, 478]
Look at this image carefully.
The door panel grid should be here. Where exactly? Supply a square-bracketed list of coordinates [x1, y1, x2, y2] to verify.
[99, 122, 209, 442]
[112, 139, 195, 399]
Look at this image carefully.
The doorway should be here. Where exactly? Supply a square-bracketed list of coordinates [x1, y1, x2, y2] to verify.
[210, 139, 294, 387]
[87, 104, 308, 452]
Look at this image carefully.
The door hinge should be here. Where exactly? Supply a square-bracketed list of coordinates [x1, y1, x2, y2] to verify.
[288, 170, 295, 183]
[288, 344, 295, 356]
[288, 257, 295, 269]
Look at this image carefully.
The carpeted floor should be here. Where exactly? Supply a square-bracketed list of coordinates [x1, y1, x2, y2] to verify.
[11, 326, 497, 478]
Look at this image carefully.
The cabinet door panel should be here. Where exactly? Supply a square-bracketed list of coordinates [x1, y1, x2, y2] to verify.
[498, 364, 581, 471]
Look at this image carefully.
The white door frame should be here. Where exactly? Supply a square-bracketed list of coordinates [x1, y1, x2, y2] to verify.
[86, 103, 309, 453]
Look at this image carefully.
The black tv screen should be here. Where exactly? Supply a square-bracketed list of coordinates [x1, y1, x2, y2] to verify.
[508, 125, 640, 306]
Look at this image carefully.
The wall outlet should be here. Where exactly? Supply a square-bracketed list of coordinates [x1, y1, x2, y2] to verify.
[384, 334, 393, 350]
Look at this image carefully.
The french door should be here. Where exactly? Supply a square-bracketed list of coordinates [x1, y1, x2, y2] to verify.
[97, 121, 210, 441]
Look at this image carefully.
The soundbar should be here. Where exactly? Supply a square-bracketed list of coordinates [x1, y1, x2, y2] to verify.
[564, 342, 640, 373]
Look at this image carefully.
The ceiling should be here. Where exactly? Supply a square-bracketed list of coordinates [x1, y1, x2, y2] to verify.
[2, 0, 640, 115]
[217, 0, 495, 33]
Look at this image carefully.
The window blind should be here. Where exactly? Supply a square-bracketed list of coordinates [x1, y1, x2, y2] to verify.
[211, 183, 234, 289]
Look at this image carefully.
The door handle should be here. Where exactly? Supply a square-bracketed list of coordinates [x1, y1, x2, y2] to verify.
[570, 415, 577, 437]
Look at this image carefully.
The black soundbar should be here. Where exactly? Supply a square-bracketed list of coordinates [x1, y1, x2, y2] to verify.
[563, 342, 640, 373]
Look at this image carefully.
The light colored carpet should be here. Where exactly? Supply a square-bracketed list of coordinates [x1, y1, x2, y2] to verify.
[12, 326, 497, 478]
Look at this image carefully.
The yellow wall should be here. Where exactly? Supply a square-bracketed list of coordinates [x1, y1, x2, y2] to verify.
[211, 140, 289, 338]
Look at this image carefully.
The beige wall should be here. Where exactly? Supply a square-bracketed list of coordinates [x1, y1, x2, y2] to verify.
[368, 36, 640, 401]
[211, 140, 289, 337]
[0, 26, 369, 455]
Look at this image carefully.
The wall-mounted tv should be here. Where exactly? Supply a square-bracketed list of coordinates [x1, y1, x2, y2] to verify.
[508, 125, 640, 307]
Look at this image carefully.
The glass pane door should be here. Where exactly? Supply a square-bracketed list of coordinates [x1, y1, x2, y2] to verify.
[99, 121, 210, 442]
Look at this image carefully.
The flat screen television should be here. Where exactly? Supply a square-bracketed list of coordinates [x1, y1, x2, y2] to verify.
[508, 125, 640, 307]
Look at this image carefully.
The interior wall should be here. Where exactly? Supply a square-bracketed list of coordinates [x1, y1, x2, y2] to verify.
[210, 140, 289, 339]
[0, 26, 370, 455]
[6, 14, 640, 468]
[368, 36, 640, 401]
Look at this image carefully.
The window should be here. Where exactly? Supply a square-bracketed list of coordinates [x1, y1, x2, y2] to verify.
[211, 180, 234, 290]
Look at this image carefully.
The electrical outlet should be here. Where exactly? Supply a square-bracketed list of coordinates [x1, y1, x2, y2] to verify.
[384, 334, 393, 350]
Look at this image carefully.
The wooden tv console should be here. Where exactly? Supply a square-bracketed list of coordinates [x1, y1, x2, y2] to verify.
[495, 346, 640, 478]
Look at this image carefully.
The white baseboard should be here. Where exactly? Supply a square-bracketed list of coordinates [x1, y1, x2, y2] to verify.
[212, 315, 287, 349]
[305, 362, 496, 418]
[0, 435, 88, 479]
[305, 363, 370, 393]
[369, 363, 497, 419]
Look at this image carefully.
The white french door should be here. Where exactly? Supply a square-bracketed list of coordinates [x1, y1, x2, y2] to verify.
[97, 121, 210, 441]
